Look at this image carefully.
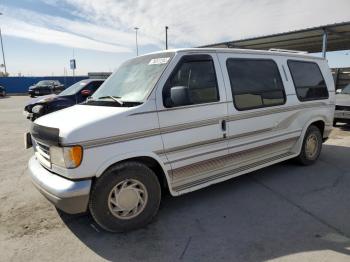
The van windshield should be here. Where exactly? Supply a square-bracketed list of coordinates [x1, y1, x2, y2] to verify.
[91, 52, 174, 103]
[59, 80, 87, 96]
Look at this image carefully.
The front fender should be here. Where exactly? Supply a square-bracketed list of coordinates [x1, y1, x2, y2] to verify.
[94, 151, 173, 192]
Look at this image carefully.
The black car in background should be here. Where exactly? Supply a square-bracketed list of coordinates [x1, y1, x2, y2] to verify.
[28, 80, 65, 97]
[0, 85, 5, 97]
[24, 79, 104, 121]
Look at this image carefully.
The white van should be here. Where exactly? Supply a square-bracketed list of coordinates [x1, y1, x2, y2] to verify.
[26, 48, 335, 232]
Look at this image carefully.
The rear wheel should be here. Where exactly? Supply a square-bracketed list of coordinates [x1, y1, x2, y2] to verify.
[296, 125, 322, 165]
[89, 161, 161, 232]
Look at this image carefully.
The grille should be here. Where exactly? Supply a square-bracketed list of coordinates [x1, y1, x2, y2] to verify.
[35, 141, 51, 168]
[335, 105, 350, 111]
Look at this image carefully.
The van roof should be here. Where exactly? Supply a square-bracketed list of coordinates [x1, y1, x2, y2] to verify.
[148, 48, 325, 61]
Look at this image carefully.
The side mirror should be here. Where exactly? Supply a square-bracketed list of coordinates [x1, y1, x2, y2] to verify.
[170, 86, 190, 107]
[81, 89, 91, 96]
[336, 89, 342, 94]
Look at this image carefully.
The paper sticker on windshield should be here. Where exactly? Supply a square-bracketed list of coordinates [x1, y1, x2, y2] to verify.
[149, 57, 170, 65]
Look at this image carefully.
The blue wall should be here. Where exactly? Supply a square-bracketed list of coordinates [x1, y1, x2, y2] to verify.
[0, 76, 88, 93]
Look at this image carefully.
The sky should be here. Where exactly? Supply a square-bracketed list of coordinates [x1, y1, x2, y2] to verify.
[1, 0, 350, 76]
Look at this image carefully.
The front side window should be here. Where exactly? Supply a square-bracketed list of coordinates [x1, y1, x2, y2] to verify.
[226, 59, 286, 110]
[85, 81, 103, 93]
[163, 55, 219, 107]
[287, 60, 328, 101]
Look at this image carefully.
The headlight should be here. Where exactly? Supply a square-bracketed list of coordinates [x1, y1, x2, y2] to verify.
[50, 145, 83, 168]
[32, 105, 44, 114]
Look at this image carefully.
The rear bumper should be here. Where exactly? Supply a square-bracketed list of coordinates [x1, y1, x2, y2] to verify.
[28, 156, 91, 214]
[28, 90, 51, 96]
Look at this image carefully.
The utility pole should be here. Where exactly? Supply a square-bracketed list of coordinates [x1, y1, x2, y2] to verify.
[322, 28, 328, 59]
[134, 27, 139, 56]
[0, 13, 7, 75]
[165, 26, 169, 50]
[72, 49, 75, 77]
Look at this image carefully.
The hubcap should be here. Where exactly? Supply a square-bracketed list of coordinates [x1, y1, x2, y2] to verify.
[305, 134, 318, 159]
[108, 179, 148, 220]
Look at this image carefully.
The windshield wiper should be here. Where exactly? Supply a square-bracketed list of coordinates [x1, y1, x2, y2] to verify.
[97, 96, 123, 106]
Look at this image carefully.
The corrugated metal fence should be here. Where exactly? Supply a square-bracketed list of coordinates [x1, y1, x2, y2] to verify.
[0, 76, 88, 93]
[332, 68, 350, 90]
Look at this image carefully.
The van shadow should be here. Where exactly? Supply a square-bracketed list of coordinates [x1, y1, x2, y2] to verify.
[59, 143, 350, 261]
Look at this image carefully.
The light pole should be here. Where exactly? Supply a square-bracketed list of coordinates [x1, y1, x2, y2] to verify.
[165, 26, 169, 50]
[0, 12, 7, 75]
[134, 27, 139, 56]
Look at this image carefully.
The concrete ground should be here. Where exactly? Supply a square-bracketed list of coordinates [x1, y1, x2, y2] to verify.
[1, 96, 350, 262]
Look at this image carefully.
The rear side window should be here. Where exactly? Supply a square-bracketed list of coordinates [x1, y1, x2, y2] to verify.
[287, 60, 328, 101]
[163, 55, 219, 107]
[226, 59, 286, 111]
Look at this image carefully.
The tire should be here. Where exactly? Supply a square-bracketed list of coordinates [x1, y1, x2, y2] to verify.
[296, 125, 322, 165]
[30, 94, 34, 98]
[89, 161, 161, 232]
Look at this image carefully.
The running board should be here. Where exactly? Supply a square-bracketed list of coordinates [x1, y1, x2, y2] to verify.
[173, 151, 295, 193]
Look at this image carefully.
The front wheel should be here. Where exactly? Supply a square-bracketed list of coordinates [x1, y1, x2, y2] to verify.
[89, 161, 161, 232]
[296, 125, 322, 165]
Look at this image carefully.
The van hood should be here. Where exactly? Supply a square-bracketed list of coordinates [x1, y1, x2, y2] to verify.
[336, 94, 350, 107]
[34, 104, 135, 144]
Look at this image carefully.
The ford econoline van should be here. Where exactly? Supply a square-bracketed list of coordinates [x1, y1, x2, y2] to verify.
[26, 48, 335, 232]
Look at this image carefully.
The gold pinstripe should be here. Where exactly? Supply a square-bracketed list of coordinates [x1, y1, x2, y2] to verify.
[65, 102, 332, 148]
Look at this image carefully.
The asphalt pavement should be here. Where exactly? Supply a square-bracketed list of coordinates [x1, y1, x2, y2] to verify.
[1, 96, 350, 262]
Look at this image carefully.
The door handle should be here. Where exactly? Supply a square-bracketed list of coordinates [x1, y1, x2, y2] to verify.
[221, 119, 226, 132]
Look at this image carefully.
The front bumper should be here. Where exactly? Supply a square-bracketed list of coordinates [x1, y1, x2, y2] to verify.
[23, 110, 33, 120]
[28, 156, 91, 214]
[334, 110, 350, 120]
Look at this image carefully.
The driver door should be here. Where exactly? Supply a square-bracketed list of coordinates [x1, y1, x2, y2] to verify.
[156, 53, 229, 192]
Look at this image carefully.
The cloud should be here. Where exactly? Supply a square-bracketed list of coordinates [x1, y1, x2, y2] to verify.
[2, 0, 350, 52]
[3, 17, 131, 53]
[0, 5, 134, 53]
[57, 0, 350, 47]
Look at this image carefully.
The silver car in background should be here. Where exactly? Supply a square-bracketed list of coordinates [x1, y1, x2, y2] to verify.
[334, 84, 350, 125]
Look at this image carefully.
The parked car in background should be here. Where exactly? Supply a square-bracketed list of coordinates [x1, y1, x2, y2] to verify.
[334, 83, 350, 125]
[24, 79, 104, 121]
[28, 80, 65, 97]
[0, 85, 5, 97]
[25, 48, 334, 232]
